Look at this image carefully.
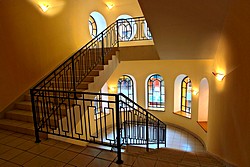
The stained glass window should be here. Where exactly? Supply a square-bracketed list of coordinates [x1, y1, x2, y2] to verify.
[147, 74, 165, 110]
[181, 76, 192, 113]
[117, 75, 134, 100]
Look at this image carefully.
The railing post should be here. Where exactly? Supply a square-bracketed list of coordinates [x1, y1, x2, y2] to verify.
[115, 94, 123, 164]
[101, 32, 105, 65]
[30, 89, 41, 143]
[71, 56, 77, 98]
[146, 112, 149, 151]
[116, 20, 119, 48]
[157, 120, 160, 149]
[164, 124, 167, 147]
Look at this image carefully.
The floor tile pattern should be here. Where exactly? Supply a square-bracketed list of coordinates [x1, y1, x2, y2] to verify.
[0, 125, 225, 167]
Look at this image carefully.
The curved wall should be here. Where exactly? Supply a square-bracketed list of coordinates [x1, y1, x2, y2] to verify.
[107, 57, 213, 145]
[208, 0, 250, 166]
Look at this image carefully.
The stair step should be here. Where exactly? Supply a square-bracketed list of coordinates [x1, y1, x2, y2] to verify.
[15, 101, 32, 111]
[0, 118, 34, 135]
[24, 94, 31, 101]
[77, 83, 88, 89]
[83, 76, 94, 82]
[94, 65, 104, 71]
[5, 109, 33, 123]
[89, 70, 99, 76]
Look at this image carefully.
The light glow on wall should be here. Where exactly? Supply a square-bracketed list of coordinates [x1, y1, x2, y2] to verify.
[106, 2, 115, 10]
[212, 72, 225, 81]
[108, 85, 116, 93]
[39, 3, 50, 12]
[192, 89, 199, 95]
[29, 0, 66, 16]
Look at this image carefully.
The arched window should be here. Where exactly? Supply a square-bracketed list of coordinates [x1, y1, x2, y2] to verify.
[117, 75, 134, 100]
[116, 15, 137, 41]
[147, 74, 165, 110]
[89, 11, 107, 39]
[181, 76, 192, 113]
[88, 15, 97, 38]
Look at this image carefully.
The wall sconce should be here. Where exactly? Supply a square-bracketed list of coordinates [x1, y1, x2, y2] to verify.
[39, 3, 50, 12]
[106, 2, 115, 10]
[212, 72, 225, 81]
[108, 86, 116, 93]
[191, 90, 199, 95]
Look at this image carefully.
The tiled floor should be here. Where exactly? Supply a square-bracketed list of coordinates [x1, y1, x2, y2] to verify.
[0, 126, 224, 167]
[164, 125, 205, 152]
[129, 125, 205, 152]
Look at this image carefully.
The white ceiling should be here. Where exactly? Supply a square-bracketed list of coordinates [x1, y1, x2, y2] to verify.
[138, 0, 231, 60]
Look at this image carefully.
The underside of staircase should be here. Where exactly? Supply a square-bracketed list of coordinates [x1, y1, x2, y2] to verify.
[0, 51, 117, 137]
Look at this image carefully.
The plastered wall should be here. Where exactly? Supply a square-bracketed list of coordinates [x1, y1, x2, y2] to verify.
[0, 0, 143, 113]
[208, 0, 250, 166]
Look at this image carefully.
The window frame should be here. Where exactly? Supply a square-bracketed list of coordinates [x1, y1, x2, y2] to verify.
[117, 75, 134, 100]
[180, 76, 192, 114]
[88, 15, 97, 38]
[147, 74, 165, 111]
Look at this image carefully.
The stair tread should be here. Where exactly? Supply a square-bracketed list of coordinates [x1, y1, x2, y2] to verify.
[16, 101, 31, 105]
[0, 118, 34, 129]
[7, 109, 32, 115]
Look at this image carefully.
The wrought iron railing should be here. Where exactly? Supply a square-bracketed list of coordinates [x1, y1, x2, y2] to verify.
[30, 17, 165, 164]
[31, 91, 166, 163]
[31, 17, 152, 94]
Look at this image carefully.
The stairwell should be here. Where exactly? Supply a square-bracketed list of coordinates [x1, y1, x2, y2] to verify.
[0, 17, 169, 165]
[0, 50, 119, 137]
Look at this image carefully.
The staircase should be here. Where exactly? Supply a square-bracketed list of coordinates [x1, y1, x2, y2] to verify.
[0, 17, 165, 164]
[0, 51, 117, 137]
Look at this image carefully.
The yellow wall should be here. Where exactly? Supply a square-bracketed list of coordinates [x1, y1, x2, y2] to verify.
[0, 0, 143, 112]
[208, 0, 250, 166]
[106, 59, 213, 144]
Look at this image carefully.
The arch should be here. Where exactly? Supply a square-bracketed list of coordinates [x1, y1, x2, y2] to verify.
[174, 74, 192, 118]
[89, 11, 107, 38]
[198, 78, 209, 121]
[116, 14, 137, 41]
[117, 74, 136, 102]
[174, 74, 187, 112]
[181, 76, 192, 113]
[145, 74, 165, 111]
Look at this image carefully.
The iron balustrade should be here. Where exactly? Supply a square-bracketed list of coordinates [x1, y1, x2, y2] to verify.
[118, 94, 166, 150]
[31, 17, 152, 95]
[30, 17, 165, 164]
[31, 91, 166, 163]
